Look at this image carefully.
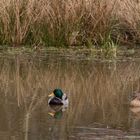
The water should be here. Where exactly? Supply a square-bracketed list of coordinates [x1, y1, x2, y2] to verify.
[0, 52, 140, 140]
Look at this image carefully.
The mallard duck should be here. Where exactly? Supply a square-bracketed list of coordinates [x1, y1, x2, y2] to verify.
[130, 92, 140, 107]
[48, 89, 68, 105]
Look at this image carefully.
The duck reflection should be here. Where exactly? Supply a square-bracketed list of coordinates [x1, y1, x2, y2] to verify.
[48, 105, 67, 119]
[130, 107, 140, 130]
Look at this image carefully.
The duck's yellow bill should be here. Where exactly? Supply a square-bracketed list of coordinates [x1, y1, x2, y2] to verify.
[48, 92, 54, 97]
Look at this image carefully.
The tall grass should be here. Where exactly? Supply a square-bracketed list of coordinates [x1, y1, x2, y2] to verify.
[0, 0, 140, 47]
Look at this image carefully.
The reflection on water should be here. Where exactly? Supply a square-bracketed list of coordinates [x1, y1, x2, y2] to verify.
[0, 53, 140, 139]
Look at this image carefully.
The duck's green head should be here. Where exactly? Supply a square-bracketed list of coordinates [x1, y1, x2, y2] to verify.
[49, 89, 63, 99]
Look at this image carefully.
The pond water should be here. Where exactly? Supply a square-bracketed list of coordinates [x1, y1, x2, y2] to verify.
[0, 52, 140, 140]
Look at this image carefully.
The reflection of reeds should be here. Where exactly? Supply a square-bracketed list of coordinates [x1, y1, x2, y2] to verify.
[0, 55, 140, 138]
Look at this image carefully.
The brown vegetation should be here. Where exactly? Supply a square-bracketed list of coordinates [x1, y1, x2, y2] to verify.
[0, 0, 140, 47]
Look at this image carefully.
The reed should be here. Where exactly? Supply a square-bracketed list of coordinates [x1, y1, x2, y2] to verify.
[0, 0, 139, 47]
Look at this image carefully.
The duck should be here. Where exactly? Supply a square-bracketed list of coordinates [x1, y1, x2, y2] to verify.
[130, 92, 140, 107]
[48, 88, 68, 106]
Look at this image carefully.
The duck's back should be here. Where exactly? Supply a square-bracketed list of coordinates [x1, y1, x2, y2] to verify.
[48, 97, 63, 105]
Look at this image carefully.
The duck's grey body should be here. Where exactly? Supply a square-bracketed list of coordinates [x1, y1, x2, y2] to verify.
[130, 92, 140, 107]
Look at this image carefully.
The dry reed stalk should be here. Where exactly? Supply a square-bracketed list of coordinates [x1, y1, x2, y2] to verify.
[0, 0, 139, 46]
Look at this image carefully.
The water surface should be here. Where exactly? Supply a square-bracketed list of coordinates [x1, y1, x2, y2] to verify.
[0, 53, 140, 140]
